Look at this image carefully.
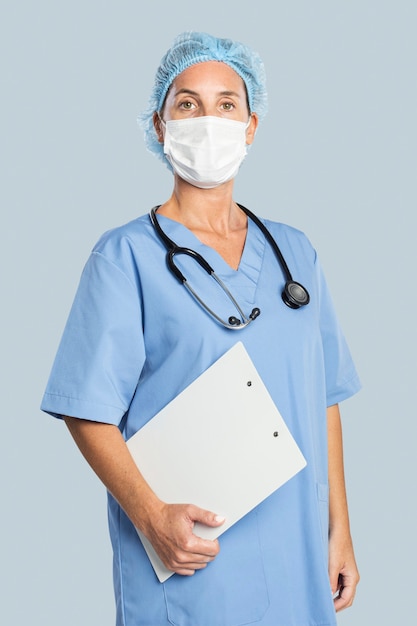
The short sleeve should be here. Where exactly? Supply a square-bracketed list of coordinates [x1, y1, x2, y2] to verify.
[41, 251, 145, 424]
[315, 257, 361, 406]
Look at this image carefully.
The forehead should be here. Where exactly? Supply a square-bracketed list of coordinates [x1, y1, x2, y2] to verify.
[168, 61, 247, 96]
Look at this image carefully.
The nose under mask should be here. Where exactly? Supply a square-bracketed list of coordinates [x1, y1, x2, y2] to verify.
[161, 115, 250, 189]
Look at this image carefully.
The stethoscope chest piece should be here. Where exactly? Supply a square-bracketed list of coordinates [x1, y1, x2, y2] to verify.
[282, 280, 310, 309]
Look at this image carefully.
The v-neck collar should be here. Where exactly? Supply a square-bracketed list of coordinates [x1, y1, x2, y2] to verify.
[154, 211, 267, 285]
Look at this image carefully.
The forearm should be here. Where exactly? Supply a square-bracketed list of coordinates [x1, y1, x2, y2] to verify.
[63, 415, 224, 575]
[63, 416, 161, 532]
[327, 404, 359, 611]
[327, 404, 351, 539]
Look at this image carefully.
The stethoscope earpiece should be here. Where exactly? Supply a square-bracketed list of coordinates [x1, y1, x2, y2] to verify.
[282, 281, 310, 309]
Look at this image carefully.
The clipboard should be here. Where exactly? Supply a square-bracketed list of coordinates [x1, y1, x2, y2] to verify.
[126, 341, 307, 582]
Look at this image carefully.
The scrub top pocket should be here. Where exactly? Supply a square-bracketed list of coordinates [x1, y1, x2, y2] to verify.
[163, 511, 270, 626]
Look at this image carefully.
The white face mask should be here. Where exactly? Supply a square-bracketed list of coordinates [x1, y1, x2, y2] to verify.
[161, 116, 250, 189]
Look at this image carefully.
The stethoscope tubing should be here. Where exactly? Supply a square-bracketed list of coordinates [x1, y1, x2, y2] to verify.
[237, 204, 293, 282]
[149, 208, 214, 282]
[237, 204, 310, 309]
[149, 205, 309, 328]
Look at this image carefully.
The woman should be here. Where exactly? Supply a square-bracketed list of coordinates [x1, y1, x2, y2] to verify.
[41, 32, 361, 625]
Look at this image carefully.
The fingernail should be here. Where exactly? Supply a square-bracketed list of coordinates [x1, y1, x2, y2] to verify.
[214, 515, 225, 523]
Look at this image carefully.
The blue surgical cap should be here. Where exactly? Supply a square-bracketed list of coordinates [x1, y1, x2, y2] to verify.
[138, 31, 268, 166]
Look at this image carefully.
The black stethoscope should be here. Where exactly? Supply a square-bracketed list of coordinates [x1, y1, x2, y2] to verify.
[149, 204, 310, 330]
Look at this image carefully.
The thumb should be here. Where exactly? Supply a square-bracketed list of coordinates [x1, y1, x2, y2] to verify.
[189, 505, 226, 528]
[328, 563, 341, 595]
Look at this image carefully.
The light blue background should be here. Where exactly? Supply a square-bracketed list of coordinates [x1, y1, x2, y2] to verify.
[1, 1, 416, 624]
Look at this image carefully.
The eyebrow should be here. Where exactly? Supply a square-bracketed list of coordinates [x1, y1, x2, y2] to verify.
[172, 88, 243, 99]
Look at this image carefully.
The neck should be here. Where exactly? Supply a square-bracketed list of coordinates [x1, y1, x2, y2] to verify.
[158, 175, 245, 236]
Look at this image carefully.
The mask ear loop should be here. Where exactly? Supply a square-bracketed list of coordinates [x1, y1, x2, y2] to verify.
[244, 113, 258, 148]
[154, 112, 166, 144]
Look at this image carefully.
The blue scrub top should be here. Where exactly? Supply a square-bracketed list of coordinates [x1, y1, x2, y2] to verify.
[41, 211, 361, 626]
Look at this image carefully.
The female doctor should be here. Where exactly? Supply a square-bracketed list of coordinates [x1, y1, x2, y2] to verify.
[41, 32, 361, 626]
